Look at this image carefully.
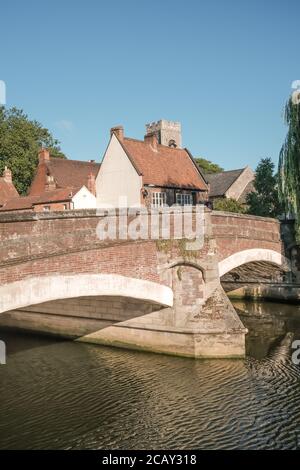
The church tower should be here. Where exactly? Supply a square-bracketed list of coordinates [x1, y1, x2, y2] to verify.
[145, 120, 182, 148]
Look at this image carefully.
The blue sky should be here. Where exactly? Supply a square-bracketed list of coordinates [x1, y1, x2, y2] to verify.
[1, 0, 299, 170]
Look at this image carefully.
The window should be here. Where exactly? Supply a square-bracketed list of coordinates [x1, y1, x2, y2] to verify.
[151, 191, 167, 208]
[176, 193, 193, 206]
[43, 205, 50, 212]
[63, 204, 68, 210]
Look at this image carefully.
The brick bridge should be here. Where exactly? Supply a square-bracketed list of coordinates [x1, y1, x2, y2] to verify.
[0, 209, 291, 358]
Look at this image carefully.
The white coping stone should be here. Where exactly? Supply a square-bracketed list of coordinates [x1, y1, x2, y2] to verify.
[0, 274, 173, 314]
[218, 248, 291, 277]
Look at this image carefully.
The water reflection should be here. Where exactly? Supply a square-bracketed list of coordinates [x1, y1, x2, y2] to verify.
[0, 301, 300, 450]
[234, 300, 300, 358]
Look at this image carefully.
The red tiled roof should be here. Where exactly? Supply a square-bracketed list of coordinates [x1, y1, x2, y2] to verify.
[29, 158, 100, 196]
[0, 188, 78, 212]
[0, 178, 19, 205]
[0, 195, 38, 211]
[120, 137, 207, 190]
[35, 188, 77, 204]
[46, 159, 100, 188]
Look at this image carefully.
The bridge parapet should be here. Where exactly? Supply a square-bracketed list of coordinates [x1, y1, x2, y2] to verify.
[211, 211, 284, 261]
[0, 208, 211, 288]
[0, 208, 290, 359]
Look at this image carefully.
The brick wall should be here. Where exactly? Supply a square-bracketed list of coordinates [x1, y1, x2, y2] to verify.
[33, 202, 71, 212]
[0, 209, 212, 289]
[0, 209, 284, 290]
[211, 211, 283, 261]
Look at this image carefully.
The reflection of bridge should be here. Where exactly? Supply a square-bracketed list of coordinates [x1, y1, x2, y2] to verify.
[0, 209, 291, 358]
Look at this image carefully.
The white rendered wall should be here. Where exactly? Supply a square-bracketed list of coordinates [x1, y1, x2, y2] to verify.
[96, 134, 142, 208]
[72, 186, 96, 209]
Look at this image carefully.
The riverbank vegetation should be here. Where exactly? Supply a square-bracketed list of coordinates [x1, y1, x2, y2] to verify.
[278, 93, 300, 240]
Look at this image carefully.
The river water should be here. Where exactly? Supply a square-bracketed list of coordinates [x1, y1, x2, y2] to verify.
[0, 300, 300, 450]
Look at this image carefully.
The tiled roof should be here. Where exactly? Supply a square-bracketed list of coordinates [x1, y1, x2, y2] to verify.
[0, 188, 78, 212]
[0, 195, 38, 211]
[120, 137, 207, 190]
[35, 188, 77, 204]
[29, 158, 100, 196]
[47, 159, 100, 188]
[205, 169, 245, 197]
[0, 178, 19, 205]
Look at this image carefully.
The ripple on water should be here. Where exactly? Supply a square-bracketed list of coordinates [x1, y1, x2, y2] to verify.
[1, 301, 300, 449]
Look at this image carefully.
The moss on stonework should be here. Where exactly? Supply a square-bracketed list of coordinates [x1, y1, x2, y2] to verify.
[155, 239, 172, 253]
[156, 239, 199, 260]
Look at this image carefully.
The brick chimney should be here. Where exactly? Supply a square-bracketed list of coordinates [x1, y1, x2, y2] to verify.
[45, 175, 56, 191]
[87, 173, 96, 196]
[110, 126, 124, 141]
[39, 148, 50, 163]
[144, 132, 158, 150]
[3, 166, 12, 184]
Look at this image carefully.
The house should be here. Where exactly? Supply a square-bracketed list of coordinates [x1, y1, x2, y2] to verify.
[29, 148, 100, 197]
[0, 167, 19, 208]
[205, 166, 254, 205]
[0, 149, 100, 213]
[96, 120, 208, 208]
[27, 148, 100, 211]
[0, 186, 96, 213]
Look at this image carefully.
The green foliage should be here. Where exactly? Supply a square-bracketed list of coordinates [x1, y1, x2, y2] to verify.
[246, 157, 282, 218]
[195, 157, 223, 174]
[213, 197, 246, 213]
[278, 96, 300, 239]
[0, 106, 65, 195]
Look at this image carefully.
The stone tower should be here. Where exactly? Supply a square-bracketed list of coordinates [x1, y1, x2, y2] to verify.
[145, 120, 182, 148]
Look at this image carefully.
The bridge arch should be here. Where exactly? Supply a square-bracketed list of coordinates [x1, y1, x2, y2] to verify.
[164, 258, 207, 281]
[0, 273, 173, 314]
[218, 248, 291, 277]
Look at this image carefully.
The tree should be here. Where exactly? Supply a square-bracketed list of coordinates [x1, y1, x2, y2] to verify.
[278, 93, 300, 240]
[195, 157, 223, 174]
[246, 157, 282, 218]
[213, 197, 246, 213]
[0, 106, 65, 195]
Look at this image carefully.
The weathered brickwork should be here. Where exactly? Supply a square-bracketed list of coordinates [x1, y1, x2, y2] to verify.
[0, 241, 161, 286]
[0, 209, 284, 288]
[211, 211, 283, 260]
[33, 202, 71, 212]
[0, 209, 212, 290]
